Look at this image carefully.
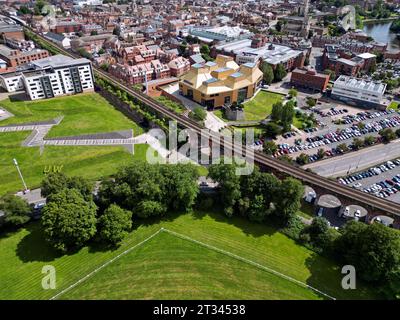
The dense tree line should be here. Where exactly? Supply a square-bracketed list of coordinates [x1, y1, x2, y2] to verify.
[39, 163, 199, 251]
[208, 164, 304, 225]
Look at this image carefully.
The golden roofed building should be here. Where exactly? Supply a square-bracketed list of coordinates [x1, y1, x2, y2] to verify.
[179, 54, 263, 108]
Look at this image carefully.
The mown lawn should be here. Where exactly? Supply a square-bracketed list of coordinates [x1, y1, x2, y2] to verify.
[242, 91, 284, 121]
[0, 93, 152, 196]
[64, 231, 320, 300]
[0, 93, 143, 137]
[388, 101, 399, 111]
[0, 211, 380, 300]
[0, 130, 152, 196]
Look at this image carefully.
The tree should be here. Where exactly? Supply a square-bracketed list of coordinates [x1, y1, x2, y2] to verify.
[288, 88, 298, 98]
[264, 122, 281, 138]
[301, 216, 336, 251]
[324, 69, 336, 81]
[191, 106, 207, 121]
[274, 177, 304, 223]
[317, 148, 325, 159]
[0, 195, 31, 227]
[352, 138, 364, 150]
[274, 64, 287, 82]
[306, 97, 317, 108]
[281, 101, 295, 131]
[379, 128, 396, 143]
[98, 162, 199, 218]
[263, 140, 278, 155]
[271, 101, 283, 122]
[41, 172, 69, 198]
[200, 44, 212, 61]
[261, 62, 274, 85]
[41, 173, 93, 200]
[208, 163, 241, 217]
[336, 221, 400, 283]
[337, 143, 349, 153]
[364, 135, 376, 146]
[42, 189, 97, 252]
[296, 153, 309, 165]
[90, 30, 98, 36]
[275, 20, 283, 32]
[98, 204, 133, 245]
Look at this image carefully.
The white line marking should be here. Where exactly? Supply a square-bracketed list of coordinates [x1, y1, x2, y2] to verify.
[50, 226, 336, 301]
[161, 228, 336, 300]
[49, 228, 163, 300]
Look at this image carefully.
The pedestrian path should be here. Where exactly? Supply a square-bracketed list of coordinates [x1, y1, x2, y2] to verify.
[0, 117, 193, 164]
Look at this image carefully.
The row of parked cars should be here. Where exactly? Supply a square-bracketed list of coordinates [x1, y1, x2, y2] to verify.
[283, 115, 400, 155]
[363, 175, 400, 198]
[340, 109, 397, 125]
[311, 107, 348, 118]
[338, 160, 400, 199]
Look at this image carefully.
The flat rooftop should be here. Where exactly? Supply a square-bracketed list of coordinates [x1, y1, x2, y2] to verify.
[32, 54, 91, 69]
[334, 75, 386, 94]
[215, 39, 302, 65]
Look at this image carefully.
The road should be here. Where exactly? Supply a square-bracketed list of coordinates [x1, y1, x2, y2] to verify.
[304, 138, 400, 177]
[22, 26, 400, 218]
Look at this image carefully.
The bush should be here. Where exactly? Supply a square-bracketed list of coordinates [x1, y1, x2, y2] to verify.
[98, 204, 133, 246]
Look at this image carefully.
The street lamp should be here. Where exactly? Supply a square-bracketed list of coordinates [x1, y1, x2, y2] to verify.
[13, 158, 28, 193]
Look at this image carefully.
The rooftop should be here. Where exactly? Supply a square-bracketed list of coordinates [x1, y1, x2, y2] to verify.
[334, 75, 386, 94]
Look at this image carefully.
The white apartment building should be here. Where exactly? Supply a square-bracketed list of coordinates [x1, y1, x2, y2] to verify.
[0, 55, 94, 100]
[331, 75, 386, 109]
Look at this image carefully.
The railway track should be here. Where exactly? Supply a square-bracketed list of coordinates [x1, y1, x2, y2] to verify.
[23, 27, 400, 217]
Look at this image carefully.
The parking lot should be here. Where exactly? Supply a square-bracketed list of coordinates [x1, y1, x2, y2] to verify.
[339, 159, 400, 204]
[275, 106, 400, 162]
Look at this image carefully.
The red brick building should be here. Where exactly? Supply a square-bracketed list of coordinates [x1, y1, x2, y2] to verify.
[290, 68, 330, 92]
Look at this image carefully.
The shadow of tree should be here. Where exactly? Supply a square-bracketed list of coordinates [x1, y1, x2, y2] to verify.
[190, 210, 277, 238]
[304, 253, 381, 300]
[16, 222, 63, 263]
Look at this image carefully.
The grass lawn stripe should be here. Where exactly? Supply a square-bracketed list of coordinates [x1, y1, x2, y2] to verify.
[162, 228, 336, 300]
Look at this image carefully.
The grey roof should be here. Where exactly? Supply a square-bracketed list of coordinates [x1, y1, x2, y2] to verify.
[31, 54, 91, 70]
[190, 54, 205, 64]
[44, 32, 66, 42]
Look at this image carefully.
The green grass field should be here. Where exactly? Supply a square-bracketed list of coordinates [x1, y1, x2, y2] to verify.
[0, 211, 379, 300]
[63, 231, 321, 300]
[0, 93, 152, 196]
[0, 93, 143, 137]
[388, 101, 399, 111]
[242, 91, 284, 121]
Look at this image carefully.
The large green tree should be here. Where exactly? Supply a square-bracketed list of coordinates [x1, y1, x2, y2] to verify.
[42, 189, 97, 252]
[336, 221, 400, 283]
[208, 163, 241, 217]
[0, 195, 31, 227]
[274, 177, 304, 223]
[261, 62, 274, 85]
[98, 204, 133, 245]
[274, 64, 287, 82]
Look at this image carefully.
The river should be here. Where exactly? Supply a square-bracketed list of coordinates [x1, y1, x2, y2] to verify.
[363, 21, 400, 52]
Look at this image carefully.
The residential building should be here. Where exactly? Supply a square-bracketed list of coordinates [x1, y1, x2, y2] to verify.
[179, 54, 263, 108]
[0, 45, 49, 68]
[331, 75, 386, 108]
[168, 57, 190, 77]
[0, 55, 94, 100]
[43, 32, 71, 49]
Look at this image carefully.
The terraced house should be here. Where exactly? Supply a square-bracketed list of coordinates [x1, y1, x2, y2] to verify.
[179, 55, 263, 108]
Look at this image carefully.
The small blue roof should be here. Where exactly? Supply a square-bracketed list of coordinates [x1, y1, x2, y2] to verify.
[243, 62, 256, 68]
[204, 77, 219, 84]
[192, 63, 204, 69]
[230, 72, 243, 78]
[215, 67, 231, 73]
[206, 61, 217, 66]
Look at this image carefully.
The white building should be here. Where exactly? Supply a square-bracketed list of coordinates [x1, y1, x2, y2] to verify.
[0, 55, 94, 100]
[43, 32, 71, 49]
[331, 75, 386, 108]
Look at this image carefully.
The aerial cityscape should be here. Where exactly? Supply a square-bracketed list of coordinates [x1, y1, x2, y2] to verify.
[0, 0, 400, 304]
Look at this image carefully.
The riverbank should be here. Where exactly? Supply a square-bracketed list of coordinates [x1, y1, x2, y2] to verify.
[362, 16, 399, 24]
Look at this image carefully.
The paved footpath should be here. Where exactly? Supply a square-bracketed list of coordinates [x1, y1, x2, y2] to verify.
[0, 117, 193, 164]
